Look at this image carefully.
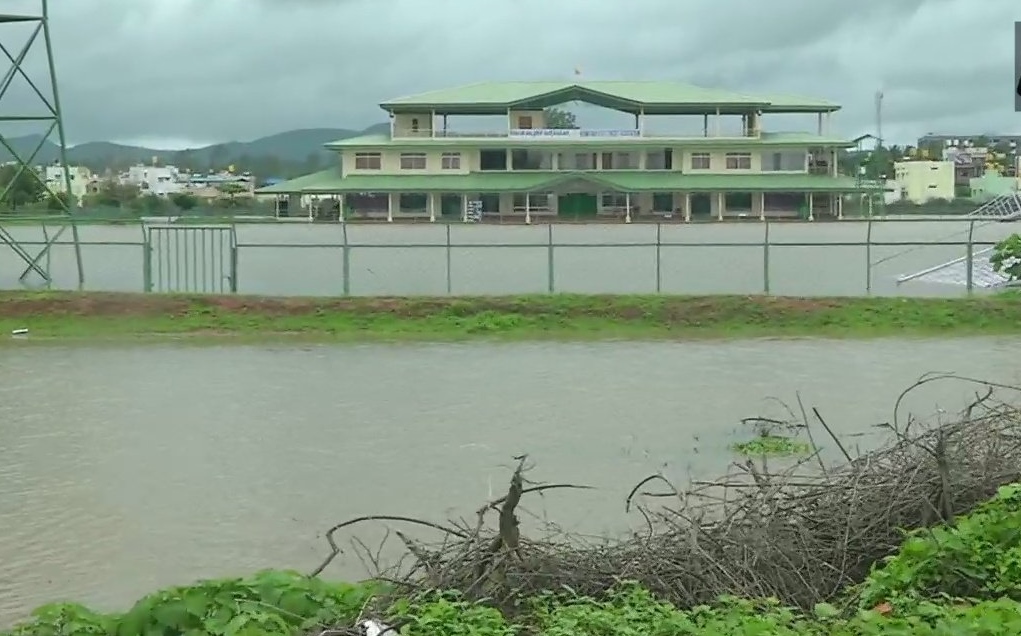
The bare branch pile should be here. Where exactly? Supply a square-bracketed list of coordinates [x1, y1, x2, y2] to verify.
[315, 375, 1021, 613]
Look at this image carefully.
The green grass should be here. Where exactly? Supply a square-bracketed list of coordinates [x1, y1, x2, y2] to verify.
[731, 435, 811, 457]
[1, 292, 1021, 344]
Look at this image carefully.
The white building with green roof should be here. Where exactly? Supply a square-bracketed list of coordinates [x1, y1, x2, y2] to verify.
[257, 80, 868, 222]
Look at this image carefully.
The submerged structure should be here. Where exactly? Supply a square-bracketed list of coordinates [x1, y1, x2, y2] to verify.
[897, 193, 1021, 289]
[259, 81, 872, 222]
[0, 0, 82, 288]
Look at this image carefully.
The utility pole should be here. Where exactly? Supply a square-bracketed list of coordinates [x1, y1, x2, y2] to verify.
[874, 89, 883, 149]
[0, 0, 83, 289]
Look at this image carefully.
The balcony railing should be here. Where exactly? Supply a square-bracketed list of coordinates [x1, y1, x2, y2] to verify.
[391, 128, 763, 140]
[394, 129, 508, 139]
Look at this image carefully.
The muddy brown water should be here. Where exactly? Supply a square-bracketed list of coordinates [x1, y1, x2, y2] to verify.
[2, 338, 1020, 624]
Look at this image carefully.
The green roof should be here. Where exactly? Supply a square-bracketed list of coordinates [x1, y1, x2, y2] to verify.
[257, 170, 865, 194]
[379, 81, 839, 115]
[324, 131, 854, 149]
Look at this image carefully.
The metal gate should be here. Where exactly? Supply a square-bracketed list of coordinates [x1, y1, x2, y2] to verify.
[144, 225, 237, 293]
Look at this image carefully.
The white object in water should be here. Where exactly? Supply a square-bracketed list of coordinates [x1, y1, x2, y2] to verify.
[11, 328, 28, 336]
[358, 620, 394, 636]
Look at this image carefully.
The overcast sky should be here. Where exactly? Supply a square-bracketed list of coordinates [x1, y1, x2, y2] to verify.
[0, 0, 1017, 148]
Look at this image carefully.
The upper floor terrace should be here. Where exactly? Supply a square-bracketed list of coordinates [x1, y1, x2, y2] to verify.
[374, 81, 841, 141]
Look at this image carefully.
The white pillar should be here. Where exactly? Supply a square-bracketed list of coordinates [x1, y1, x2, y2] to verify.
[758, 192, 765, 221]
[837, 194, 843, 220]
[308, 195, 315, 222]
[428, 192, 436, 222]
[807, 193, 814, 221]
[524, 193, 531, 224]
[716, 192, 724, 221]
[684, 192, 691, 222]
[387, 193, 394, 223]
[430, 110, 436, 138]
[461, 194, 468, 222]
[624, 192, 632, 223]
[338, 193, 345, 222]
[714, 108, 721, 136]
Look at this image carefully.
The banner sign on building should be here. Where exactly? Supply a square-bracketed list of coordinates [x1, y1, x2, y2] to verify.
[508, 129, 641, 139]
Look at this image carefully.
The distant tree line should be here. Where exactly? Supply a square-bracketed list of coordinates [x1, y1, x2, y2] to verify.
[77, 151, 329, 182]
[0, 165, 273, 217]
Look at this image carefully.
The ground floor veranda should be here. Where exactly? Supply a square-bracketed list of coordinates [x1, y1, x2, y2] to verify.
[274, 189, 867, 223]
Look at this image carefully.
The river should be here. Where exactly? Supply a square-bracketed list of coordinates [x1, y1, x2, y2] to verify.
[1, 338, 1019, 624]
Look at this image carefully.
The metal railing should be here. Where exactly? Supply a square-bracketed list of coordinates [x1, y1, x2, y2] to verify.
[0, 217, 1011, 297]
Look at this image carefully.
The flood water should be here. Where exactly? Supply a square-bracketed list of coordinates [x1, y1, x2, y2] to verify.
[2, 338, 1020, 624]
[0, 219, 1010, 296]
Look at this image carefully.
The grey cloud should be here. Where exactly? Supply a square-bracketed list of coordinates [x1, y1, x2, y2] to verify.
[0, 0, 1015, 146]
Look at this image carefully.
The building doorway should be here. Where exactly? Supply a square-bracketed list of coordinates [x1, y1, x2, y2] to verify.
[558, 193, 597, 218]
[440, 194, 462, 218]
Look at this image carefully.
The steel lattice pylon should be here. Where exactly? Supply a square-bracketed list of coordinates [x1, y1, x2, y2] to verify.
[0, 0, 82, 289]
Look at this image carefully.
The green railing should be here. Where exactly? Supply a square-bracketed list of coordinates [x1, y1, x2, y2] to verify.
[0, 217, 1009, 296]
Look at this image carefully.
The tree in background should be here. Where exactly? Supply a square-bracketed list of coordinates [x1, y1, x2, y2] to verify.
[45, 191, 72, 211]
[169, 192, 198, 211]
[129, 194, 167, 214]
[543, 107, 578, 129]
[216, 182, 247, 207]
[0, 164, 45, 209]
[83, 182, 140, 208]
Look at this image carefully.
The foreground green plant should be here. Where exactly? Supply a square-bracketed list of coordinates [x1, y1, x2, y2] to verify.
[858, 483, 1021, 610]
[4, 570, 380, 636]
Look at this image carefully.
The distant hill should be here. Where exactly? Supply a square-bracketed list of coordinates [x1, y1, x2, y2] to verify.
[0, 123, 389, 176]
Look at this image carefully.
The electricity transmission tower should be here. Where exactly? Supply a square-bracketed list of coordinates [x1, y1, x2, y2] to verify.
[0, 0, 82, 289]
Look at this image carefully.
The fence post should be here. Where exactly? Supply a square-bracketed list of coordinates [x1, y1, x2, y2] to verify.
[965, 219, 975, 294]
[445, 223, 453, 294]
[865, 218, 873, 295]
[547, 223, 555, 293]
[228, 225, 238, 293]
[655, 223, 662, 293]
[762, 220, 771, 295]
[341, 222, 351, 296]
[141, 226, 152, 292]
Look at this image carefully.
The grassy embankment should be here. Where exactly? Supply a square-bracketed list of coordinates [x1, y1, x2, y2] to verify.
[2, 291, 1021, 342]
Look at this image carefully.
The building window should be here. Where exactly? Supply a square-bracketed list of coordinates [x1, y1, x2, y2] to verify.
[601, 152, 639, 170]
[441, 152, 461, 169]
[517, 115, 533, 129]
[354, 153, 381, 170]
[763, 151, 806, 172]
[725, 153, 752, 170]
[690, 153, 711, 169]
[601, 193, 629, 208]
[410, 118, 420, 132]
[399, 153, 427, 170]
[646, 149, 672, 170]
[573, 153, 597, 170]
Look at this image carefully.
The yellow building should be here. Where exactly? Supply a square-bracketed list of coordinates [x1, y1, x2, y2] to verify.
[259, 81, 869, 222]
[892, 160, 955, 204]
